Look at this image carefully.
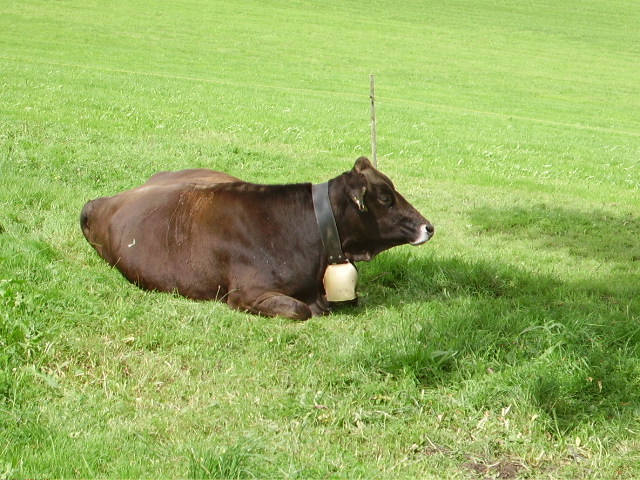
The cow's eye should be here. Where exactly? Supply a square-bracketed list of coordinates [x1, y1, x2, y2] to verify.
[378, 193, 393, 206]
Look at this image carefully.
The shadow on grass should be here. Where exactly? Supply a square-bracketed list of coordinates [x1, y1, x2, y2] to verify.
[352, 244, 640, 435]
[469, 203, 640, 264]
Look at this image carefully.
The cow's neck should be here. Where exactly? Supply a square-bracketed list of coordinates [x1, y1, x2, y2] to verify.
[311, 182, 346, 264]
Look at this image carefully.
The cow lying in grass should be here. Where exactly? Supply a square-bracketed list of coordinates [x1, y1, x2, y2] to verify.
[81, 157, 434, 319]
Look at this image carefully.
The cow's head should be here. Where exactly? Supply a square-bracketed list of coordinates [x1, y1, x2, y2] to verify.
[332, 157, 434, 262]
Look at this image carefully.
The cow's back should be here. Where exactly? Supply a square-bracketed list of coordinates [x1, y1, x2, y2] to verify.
[80, 169, 241, 292]
[145, 168, 241, 186]
[81, 169, 240, 248]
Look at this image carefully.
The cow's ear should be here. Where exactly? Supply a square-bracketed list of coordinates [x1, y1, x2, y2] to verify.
[350, 186, 368, 212]
[354, 157, 373, 173]
[349, 158, 370, 211]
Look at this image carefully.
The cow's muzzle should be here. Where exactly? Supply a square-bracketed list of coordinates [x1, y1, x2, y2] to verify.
[410, 223, 435, 245]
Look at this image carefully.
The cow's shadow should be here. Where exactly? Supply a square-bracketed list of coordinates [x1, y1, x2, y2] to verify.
[339, 204, 639, 434]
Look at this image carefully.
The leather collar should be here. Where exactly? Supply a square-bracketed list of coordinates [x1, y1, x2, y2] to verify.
[312, 182, 346, 264]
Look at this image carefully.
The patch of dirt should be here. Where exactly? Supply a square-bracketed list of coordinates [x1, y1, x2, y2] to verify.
[408, 441, 528, 479]
[462, 458, 525, 479]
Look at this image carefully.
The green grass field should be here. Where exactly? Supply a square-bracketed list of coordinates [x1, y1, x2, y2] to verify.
[1, 0, 639, 478]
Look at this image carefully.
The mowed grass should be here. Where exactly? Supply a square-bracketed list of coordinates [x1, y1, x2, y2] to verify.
[1, 0, 639, 478]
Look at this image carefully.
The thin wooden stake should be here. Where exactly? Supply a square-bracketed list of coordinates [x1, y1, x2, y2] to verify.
[369, 74, 377, 168]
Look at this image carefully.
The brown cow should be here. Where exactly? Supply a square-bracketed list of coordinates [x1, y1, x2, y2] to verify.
[80, 157, 434, 320]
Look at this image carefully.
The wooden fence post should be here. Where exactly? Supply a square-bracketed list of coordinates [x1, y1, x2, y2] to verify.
[370, 74, 377, 168]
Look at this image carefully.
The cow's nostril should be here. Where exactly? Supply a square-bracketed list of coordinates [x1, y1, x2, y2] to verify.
[409, 223, 433, 245]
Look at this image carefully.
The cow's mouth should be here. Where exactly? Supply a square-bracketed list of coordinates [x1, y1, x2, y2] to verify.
[409, 224, 434, 245]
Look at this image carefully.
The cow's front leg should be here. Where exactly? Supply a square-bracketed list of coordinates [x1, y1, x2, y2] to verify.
[229, 291, 312, 320]
[253, 292, 314, 320]
[309, 295, 331, 317]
